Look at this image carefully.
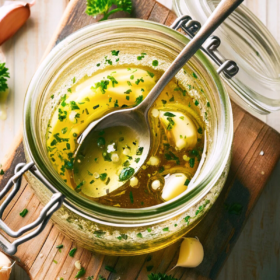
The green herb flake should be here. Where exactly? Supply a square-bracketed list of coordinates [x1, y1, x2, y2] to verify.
[119, 167, 135, 181]
[147, 71, 154, 78]
[69, 248, 77, 257]
[129, 191, 134, 203]
[147, 228, 152, 232]
[111, 50, 119, 56]
[135, 77, 144, 85]
[20, 209, 28, 218]
[56, 244, 63, 250]
[169, 96, 174, 102]
[189, 158, 195, 168]
[136, 147, 144, 155]
[99, 173, 107, 181]
[107, 75, 118, 87]
[163, 227, 169, 232]
[197, 127, 203, 134]
[159, 166, 164, 173]
[117, 233, 128, 240]
[70, 101, 80, 110]
[194, 100, 199, 106]
[147, 273, 178, 280]
[135, 95, 143, 105]
[61, 127, 68, 134]
[192, 72, 198, 78]
[152, 60, 158, 66]
[97, 137, 106, 147]
[184, 215, 190, 224]
[75, 267, 86, 278]
[137, 232, 143, 238]
[53, 260, 58, 264]
[105, 265, 116, 273]
[124, 89, 132, 94]
[164, 112, 176, 117]
[0, 169, 4, 175]
[184, 179, 190, 186]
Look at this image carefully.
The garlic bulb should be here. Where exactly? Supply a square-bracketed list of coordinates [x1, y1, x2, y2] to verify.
[0, 252, 12, 280]
[0, 0, 36, 45]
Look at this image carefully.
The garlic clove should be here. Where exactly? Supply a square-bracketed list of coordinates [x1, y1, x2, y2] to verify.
[0, 252, 12, 280]
[176, 237, 204, 268]
[0, 1, 36, 46]
[161, 173, 188, 201]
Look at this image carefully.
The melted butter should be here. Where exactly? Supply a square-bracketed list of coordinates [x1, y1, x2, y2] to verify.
[47, 63, 205, 208]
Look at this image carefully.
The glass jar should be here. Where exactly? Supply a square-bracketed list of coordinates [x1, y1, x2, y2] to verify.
[173, 0, 280, 114]
[23, 19, 233, 255]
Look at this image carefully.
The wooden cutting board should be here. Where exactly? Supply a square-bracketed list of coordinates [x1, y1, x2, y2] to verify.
[0, 0, 280, 279]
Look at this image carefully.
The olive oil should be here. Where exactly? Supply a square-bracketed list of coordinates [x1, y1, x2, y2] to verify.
[47, 62, 205, 208]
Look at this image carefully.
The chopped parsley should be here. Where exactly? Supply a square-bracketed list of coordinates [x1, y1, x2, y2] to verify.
[99, 173, 107, 181]
[192, 72, 198, 78]
[119, 167, 135, 181]
[107, 75, 118, 87]
[197, 127, 203, 134]
[19, 208, 28, 217]
[184, 179, 190, 186]
[75, 267, 86, 278]
[147, 71, 154, 78]
[61, 127, 68, 134]
[136, 147, 144, 155]
[135, 77, 144, 85]
[124, 89, 132, 94]
[174, 85, 186, 96]
[163, 112, 176, 117]
[194, 100, 199, 106]
[129, 191, 134, 203]
[111, 50, 119, 56]
[105, 265, 116, 273]
[135, 95, 143, 105]
[152, 60, 158, 66]
[69, 248, 77, 257]
[189, 158, 195, 168]
[92, 79, 109, 94]
[0, 169, 4, 175]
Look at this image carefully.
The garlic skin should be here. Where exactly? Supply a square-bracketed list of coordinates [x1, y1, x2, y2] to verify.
[0, 1, 36, 46]
[177, 237, 204, 268]
[0, 252, 12, 280]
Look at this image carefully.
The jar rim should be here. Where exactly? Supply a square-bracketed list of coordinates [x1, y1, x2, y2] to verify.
[23, 18, 233, 226]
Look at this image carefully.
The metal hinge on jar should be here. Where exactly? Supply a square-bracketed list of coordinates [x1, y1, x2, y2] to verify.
[171, 15, 239, 78]
[0, 162, 64, 255]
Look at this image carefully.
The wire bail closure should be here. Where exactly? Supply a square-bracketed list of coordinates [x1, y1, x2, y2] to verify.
[0, 162, 64, 255]
[171, 15, 239, 78]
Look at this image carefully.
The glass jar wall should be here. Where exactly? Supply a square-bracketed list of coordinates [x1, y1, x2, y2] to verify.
[23, 19, 233, 255]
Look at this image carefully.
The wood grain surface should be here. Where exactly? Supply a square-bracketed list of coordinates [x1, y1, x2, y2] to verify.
[0, 0, 280, 280]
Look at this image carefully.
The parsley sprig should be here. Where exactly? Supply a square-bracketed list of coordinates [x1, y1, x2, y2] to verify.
[148, 273, 178, 280]
[86, 0, 133, 21]
[0, 62, 10, 93]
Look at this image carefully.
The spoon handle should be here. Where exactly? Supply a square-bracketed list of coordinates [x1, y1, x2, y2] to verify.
[137, 0, 244, 115]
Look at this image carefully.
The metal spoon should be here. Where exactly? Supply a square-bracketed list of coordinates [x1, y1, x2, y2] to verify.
[76, 0, 243, 163]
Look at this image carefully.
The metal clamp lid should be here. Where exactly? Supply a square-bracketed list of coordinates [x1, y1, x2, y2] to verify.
[0, 162, 64, 255]
[171, 15, 239, 78]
